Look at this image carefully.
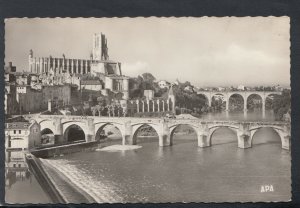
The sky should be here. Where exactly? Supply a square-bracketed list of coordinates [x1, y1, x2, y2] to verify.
[5, 17, 290, 87]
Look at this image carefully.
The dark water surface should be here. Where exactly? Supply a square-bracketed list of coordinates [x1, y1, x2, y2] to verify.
[5, 111, 291, 203]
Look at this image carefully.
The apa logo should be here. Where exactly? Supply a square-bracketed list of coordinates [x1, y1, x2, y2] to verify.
[260, 185, 274, 193]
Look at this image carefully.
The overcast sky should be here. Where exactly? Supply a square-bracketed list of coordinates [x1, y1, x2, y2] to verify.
[5, 17, 290, 87]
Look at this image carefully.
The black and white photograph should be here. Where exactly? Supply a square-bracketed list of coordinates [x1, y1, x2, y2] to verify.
[4, 17, 291, 203]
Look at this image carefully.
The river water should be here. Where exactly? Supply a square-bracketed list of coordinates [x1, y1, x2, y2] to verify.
[5, 111, 291, 203]
[5, 151, 51, 204]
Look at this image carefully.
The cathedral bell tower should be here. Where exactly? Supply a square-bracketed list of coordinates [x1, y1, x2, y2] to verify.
[92, 33, 109, 61]
[29, 49, 35, 73]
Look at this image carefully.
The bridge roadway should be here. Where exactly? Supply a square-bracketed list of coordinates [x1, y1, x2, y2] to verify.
[25, 115, 291, 150]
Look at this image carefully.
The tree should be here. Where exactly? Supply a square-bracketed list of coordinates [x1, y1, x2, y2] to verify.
[142, 73, 156, 83]
[95, 105, 102, 116]
[91, 106, 97, 116]
[272, 89, 290, 121]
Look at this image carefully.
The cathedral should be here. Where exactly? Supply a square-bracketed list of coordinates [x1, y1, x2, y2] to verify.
[28, 33, 129, 99]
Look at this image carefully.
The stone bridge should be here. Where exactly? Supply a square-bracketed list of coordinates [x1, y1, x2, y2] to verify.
[25, 115, 291, 150]
[197, 90, 282, 117]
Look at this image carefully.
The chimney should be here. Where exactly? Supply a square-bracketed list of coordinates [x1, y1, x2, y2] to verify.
[48, 99, 52, 112]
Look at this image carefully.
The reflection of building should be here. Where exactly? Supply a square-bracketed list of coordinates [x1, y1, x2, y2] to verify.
[5, 119, 41, 151]
[5, 150, 31, 188]
[28, 33, 130, 99]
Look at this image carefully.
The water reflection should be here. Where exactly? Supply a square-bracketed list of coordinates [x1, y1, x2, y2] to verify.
[5, 150, 51, 203]
[5, 151, 31, 189]
[201, 110, 275, 121]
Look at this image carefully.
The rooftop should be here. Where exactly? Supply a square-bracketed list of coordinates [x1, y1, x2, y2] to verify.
[5, 122, 30, 130]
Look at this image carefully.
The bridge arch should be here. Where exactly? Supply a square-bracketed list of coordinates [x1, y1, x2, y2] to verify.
[211, 93, 226, 111]
[197, 93, 210, 106]
[246, 93, 263, 112]
[250, 127, 284, 148]
[265, 93, 281, 110]
[39, 120, 56, 134]
[228, 93, 245, 111]
[169, 124, 199, 145]
[208, 126, 239, 146]
[40, 128, 55, 145]
[132, 123, 160, 145]
[41, 128, 54, 135]
[63, 124, 86, 142]
[94, 122, 124, 142]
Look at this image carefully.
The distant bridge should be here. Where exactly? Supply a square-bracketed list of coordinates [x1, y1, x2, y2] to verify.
[196, 91, 282, 117]
[25, 115, 291, 150]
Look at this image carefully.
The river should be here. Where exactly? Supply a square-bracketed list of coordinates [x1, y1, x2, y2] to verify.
[5, 110, 291, 203]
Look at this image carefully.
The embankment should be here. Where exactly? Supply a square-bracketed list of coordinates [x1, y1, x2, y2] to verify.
[30, 141, 99, 158]
[26, 154, 65, 203]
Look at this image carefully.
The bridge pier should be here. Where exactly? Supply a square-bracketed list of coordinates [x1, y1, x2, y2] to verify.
[262, 99, 266, 119]
[226, 100, 229, 111]
[243, 101, 247, 113]
[237, 125, 251, 149]
[237, 134, 251, 148]
[197, 134, 210, 147]
[123, 121, 134, 145]
[54, 135, 64, 144]
[281, 135, 290, 150]
[276, 125, 291, 150]
[85, 118, 95, 142]
[54, 118, 64, 144]
[159, 122, 171, 147]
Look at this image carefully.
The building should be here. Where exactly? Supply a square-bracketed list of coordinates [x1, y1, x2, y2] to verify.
[5, 120, 41, 151]
[184, 85, 194, 92]
[144, 90, 154, 100]
[41, 85, 72, 108]
[16, 86, 43, 114]
[80, 80, 103, 91]
[125, 87, 176, 116]
[237, 85, 245, 91]
[5, 62, 16, 73]
[157, 80, 170, 89]
[15, 72, 33, 86]
[5, 84, 18, 115]
[28, 33, 130, 99]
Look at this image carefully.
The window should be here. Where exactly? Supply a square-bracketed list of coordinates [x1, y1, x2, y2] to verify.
[13, 164, 16, 168]
[13, 130, 16, 134]
[18, 164, 21, 168]
[19, 130, 21, 134]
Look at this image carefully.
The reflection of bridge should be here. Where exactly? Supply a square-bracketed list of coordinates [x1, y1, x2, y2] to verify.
[197, 91, 282, 117]
[26, 115, 291, 150]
